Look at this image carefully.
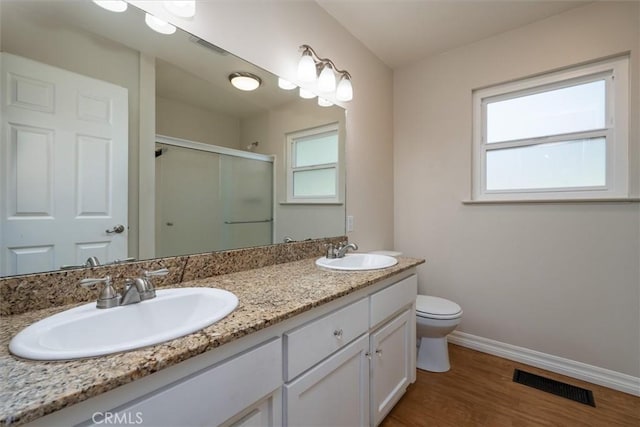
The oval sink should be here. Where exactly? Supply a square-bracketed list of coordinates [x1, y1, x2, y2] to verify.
[315, 253, 398, 271]
[9, 287, 238, 361]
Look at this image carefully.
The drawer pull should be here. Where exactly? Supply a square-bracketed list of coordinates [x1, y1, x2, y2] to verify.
[375, 349, 383, 358]
[333, 329, 343, 339]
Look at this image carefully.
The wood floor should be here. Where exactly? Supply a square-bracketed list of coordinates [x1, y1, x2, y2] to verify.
[381, 344, 640, 427]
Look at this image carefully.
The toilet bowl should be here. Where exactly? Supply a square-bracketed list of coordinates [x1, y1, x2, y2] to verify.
[416, 295, 462, 372]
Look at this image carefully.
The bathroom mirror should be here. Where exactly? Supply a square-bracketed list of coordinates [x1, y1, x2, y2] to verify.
[0, 0, 346, 277]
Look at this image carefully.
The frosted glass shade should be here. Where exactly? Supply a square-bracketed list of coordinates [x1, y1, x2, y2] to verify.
[318, 98, 333, 107]
[92, 1, 128, 12]
[336, 76, 353, 101]
[298, 54, 317, 83]
[278, 78, 297, 90]
[145, 13, 177, 35]
[163, 1, 196, 18]
[299, 88, 316, 99]
[318, 65, 336, 92]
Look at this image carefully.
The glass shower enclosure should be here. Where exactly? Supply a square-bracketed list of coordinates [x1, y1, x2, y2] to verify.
[155, 136, 273, 258]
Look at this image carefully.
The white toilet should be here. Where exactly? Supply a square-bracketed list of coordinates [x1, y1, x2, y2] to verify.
[415, 295, 462, 372]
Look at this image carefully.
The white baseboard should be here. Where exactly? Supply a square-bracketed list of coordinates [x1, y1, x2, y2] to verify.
[448, 331, 640, 397]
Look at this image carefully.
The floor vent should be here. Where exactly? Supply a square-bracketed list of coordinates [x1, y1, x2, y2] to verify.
[512, 369, 596, 407]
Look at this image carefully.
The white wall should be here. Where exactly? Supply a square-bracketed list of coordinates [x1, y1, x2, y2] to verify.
[156, 96, 241, 149]
[394, 1, 640, 377]
[132, 0, 394, 252]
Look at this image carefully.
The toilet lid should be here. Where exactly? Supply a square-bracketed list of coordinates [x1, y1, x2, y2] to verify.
[416, 295, 462, 319]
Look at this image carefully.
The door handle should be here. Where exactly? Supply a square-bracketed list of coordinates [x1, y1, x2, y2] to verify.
[106, 224, 125, 234]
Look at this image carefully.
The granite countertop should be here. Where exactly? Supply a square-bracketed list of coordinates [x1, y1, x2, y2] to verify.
[0, 256, 424, 426]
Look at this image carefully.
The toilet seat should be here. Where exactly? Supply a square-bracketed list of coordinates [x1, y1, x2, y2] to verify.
[416, 295, 462, 320]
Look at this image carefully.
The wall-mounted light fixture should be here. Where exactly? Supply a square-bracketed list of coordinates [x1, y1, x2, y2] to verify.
[229, 72, 262, 91]
[145, 13, 177, 34]
[297, 44, 353, 102]
[92, 0, 128, 13]
[278, 77, 297, 90]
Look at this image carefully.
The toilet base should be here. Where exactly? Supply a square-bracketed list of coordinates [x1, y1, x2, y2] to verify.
[416, 336, 450, 372]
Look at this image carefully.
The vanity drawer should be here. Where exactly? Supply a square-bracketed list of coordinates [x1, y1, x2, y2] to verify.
[106, 338, 282, 427]
[285, 297, 368, 381]
[370, 274, 417, 328]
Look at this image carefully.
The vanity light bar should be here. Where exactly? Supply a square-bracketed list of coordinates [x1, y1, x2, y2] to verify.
[297, 44, 353, 102]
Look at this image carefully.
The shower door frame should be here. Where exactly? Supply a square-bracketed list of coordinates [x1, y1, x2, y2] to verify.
[155, 134, 276, 250]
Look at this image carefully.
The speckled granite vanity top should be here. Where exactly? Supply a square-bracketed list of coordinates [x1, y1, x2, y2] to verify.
[0, 256, 424, 426]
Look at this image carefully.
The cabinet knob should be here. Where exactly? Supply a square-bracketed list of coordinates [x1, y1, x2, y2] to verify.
[333, 329, 343, 339]
[365, 351, 372, 360]
[375, 349, 383, 357]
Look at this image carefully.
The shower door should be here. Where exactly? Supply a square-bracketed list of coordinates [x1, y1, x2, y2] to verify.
[155, 140, 273, 257]
[220, 154, 273, 249]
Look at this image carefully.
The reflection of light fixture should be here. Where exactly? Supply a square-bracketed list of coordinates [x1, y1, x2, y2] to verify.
[297, 44, 352, 101]
[318, 97, 333, 107]
[299, 88, 316, 99]
[229, 72, 262, 91]
[145, 13, 177, 35]
[278, 78, 297, 90]
[163, 1, 196, 18]
[92, 0, 128, 12]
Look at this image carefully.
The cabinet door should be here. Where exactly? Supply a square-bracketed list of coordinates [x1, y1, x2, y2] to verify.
[284, 334, 370, 427]
[371, 309, 412, 426]
[221, 389, 281, 427]
[105, 338, 281, 427]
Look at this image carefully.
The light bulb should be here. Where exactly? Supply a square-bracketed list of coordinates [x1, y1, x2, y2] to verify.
[299, 88, 316, 99]
[163, 1, 196, 18]
[145, 13, 177, 35]
[92, 1, 128, 12]
[297, 53, 317, 83]
[317, 64, 336, 93]
[318, 97, 333, 107]
[278, 78, 297, 90]
[336, 75, 353, 102]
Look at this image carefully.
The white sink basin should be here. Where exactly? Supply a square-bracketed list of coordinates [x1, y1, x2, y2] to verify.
[9, 287, 238, 361]
[315, 253, 398, 271]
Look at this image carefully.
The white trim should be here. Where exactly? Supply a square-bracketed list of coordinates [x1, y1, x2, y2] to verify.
[156, 134, 274, 163]
[448, 331, 640, 396]
[471, 55, 630, 202]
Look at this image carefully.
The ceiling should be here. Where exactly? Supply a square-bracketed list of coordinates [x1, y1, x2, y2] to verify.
[316, 0, 591, 69]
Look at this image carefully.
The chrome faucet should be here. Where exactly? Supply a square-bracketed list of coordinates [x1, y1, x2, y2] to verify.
[336, 242, 358, 258]
[80, 276, 120, 309]
[80, 268, 169, 309]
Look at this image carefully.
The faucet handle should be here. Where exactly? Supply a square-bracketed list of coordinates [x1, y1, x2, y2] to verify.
[324, 243, 336, 259]
[79, 276, 120, 309]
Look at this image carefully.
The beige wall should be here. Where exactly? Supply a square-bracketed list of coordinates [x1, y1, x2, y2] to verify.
[241, 99, 346, 242]
[156, 96, 241, 149]
[131, 0, 394, 252]
[394, 1, 640, 377]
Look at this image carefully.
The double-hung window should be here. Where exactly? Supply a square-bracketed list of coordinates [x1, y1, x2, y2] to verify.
[286, 123, 341, 204]
[472, 56, 629, 201]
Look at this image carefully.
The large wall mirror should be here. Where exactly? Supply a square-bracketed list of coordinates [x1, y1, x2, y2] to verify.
[0, 0, 346, 277]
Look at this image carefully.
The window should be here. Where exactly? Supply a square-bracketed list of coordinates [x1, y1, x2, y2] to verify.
[472, 56, 629, 201]
[286, 123, 342, 203]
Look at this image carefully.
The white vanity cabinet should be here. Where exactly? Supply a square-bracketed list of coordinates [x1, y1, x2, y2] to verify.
[94, 338, 282, 427]
[283, 273, 417, 427]
[28, 270, 418, 427]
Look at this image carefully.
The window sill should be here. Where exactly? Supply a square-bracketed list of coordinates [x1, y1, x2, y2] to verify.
[462, 198, 640, 205]
[279, 201, 344, 206]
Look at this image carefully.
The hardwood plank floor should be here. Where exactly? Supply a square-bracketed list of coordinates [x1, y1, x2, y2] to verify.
[381, 344, 640, 427]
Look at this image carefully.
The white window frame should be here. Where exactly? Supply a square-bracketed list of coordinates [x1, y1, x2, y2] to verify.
[285, 122, 341, 204]
[471, 56, 629, 202]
